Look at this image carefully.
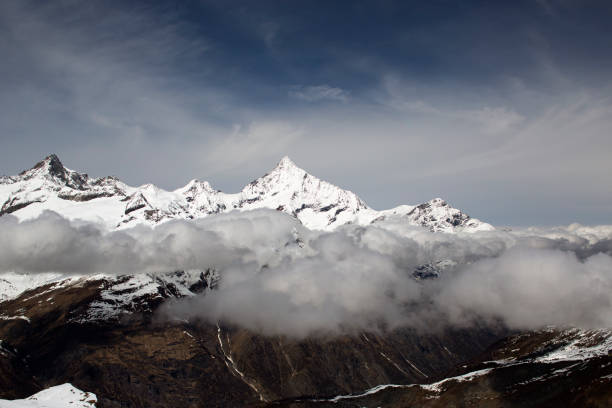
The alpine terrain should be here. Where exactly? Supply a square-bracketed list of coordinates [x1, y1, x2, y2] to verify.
[0, 155, 610, 407]
[0, 154, 493, 232]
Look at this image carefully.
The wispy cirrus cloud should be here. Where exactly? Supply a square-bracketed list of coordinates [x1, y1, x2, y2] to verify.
[203, 121, 303, 178]
[0, 1, 611, 225]
[289, 85, 350, 103]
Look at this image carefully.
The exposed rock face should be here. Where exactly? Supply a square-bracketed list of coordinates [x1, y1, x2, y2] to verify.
[274, 329, 612, 408]
[0, 155, 493, 232]
[0, 273, 508, 407]
[1, 275, 610, 407]
[0, 155, 128, 216]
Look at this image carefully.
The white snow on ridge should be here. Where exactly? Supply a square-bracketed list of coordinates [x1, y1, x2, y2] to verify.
[14, 195, 127, 230]
[0, 155, 493, 232]
[535, 328, 612, 363]
[0, 269, 215, 323]
[71, 270, 216, 323]
[419, 368, 494, 393]
[0, 383, 97, 408]
[312, 366, 494, 402]
[313, 327, 612, 403]
[0, 272, 74, 302]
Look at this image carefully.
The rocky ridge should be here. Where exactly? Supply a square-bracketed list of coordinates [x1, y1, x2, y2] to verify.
[0, 274, 609, 407]
[0, 274, 508, 407]
[281, 328, 612, 407]
[0, 155, 493, 232]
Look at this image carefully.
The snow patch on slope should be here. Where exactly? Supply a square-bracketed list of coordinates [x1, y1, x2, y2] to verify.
[314, 327, 612, 402]
[71, 270, 218, 323]
[0, 268, 217, 324]
[0, 383, 97, 408]
[0, 272, 74, 302]
[536, 328, 612, 363]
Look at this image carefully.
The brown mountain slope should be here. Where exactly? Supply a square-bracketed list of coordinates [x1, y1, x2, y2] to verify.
[273, 330, 612, 408]
[0, 275, 507, 407]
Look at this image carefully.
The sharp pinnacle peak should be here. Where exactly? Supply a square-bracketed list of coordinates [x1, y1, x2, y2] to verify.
[45, 153, 61, 162]
[273, 156, 307, 175]
[23, 153, 66, 176]
[269, 156, 312, 180]
[44, 154, 66, 173]
[41, 153, 63, 167]
[277, 156, 297, 167]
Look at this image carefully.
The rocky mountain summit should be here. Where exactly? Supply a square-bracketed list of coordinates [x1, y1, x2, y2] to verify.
[0, 154, 127, 214]
[0, 154, 493, 232]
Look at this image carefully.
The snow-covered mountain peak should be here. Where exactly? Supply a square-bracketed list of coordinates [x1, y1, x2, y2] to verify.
[234, 156, 375, 229]
[250, 155, 308, 190]
[10, 154, 127, 194]
[277, 155, 299, 170]
[0, 154, 129, 218]
[374, 196, 494, 232]
[26, 153, 64, 176]
[176, 179, 216, 195]
[136, 183, 164, 196]
[18, 154, 85, 188]
[429, 197, 447, 206]
[244, 157, 349, 199]
[1, 154, 493, 232]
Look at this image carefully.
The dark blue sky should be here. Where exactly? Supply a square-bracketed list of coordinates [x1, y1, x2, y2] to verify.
[1, 0, 611, 225]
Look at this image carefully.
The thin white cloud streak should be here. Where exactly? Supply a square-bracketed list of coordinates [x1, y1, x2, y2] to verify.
[203, 121, 303, 176]
[287, 84, 612, 224]
[456, 106, 525, 135]
[380, 77, 525, 136]
[433, 95, 612, 178]
[0, 1, 236, 187]
[1, 211, 611, 338]
[0, 2, 611, 226]
[289, 85, 350, 103]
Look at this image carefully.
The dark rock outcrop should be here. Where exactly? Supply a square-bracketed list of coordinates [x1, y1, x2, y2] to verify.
[0, 277, 507, 407]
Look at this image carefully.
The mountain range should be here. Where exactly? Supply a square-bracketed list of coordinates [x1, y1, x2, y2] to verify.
[0, 154, 493, 232]
[1, 155, 610, 407]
